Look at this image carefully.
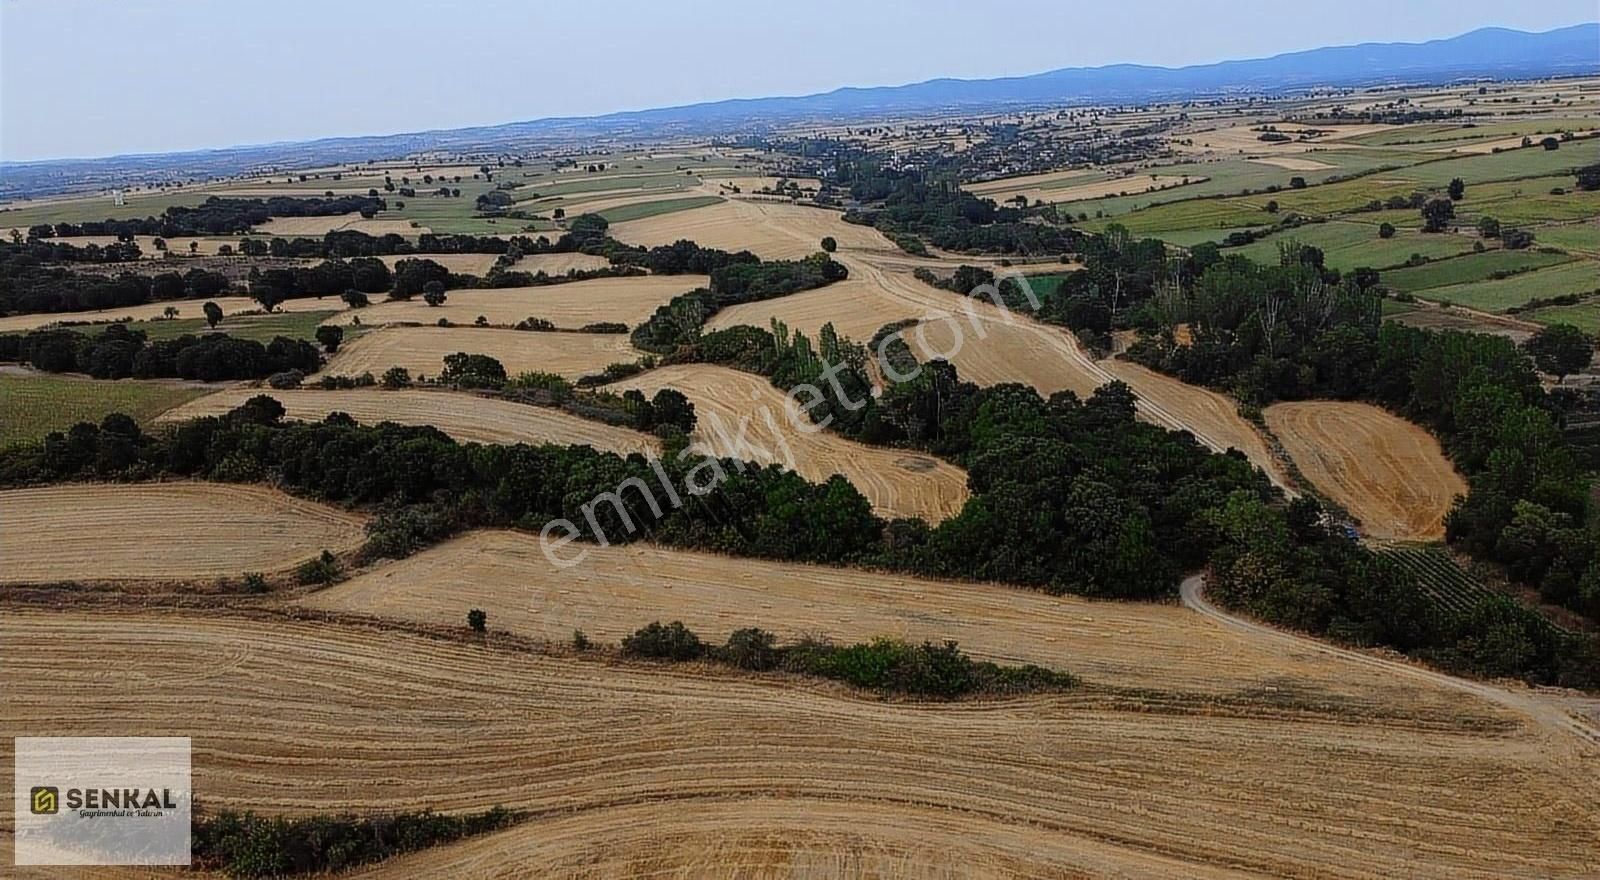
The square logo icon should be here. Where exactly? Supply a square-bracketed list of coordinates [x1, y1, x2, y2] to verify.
[14, 737, 191, 866]
[30, 786, 59, 815]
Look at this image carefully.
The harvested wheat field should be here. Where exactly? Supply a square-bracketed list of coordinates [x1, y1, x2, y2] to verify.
[255, 213, 426, 237]
[1101, 360, 1289, 486]
[0, 484, 365, 582]
[2, 608, 1594, 880]
[157, 388, 659, 455]
[613, 364, 969, 521]
[610, 198, 893, 259]
[1265, 401, 1468, 540]
[310, 529, 1485, 708]
[343, 274, 705, 329]
[1248, 156, 1336, 171]
[0, 295, 337, 333]
[707, 276, 919, 344]
[324, 327, 637, 380]
[508, 251, 612, 274]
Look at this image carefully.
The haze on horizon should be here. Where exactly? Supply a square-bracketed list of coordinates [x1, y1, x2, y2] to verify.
[1, 0, 1595, 163]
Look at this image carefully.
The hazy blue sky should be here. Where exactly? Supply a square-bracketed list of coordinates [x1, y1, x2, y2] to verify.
[2, 0, 1595, 161]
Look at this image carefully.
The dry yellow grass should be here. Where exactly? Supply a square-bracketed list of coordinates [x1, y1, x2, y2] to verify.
[308, 530, 1474, 705]
[612, 364, 969, 522]
[707, 276, 916, 344]
[156, 388, 659, 455]
[1248, 156, 1335, 171]
[0, 484, 365, 582]
[610, 199, 893, 260]
[324, 327, 637, 380]
[1, 608, 1592, 879]
[1265, 401, 1468, 540]
[255, 214, 425, 236]
[0, 295, 336, 333]
[340, 275, 705, 330]
[510, 251, 612, 274]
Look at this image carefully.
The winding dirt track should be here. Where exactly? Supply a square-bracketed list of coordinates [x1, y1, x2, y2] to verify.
[0, 484, 365, 582]
[306, 530, 1514, 711]
[1265, 401, 1467, 539]
[1, 609, 1594, 879]
[157, 388, 659, 455]
[335, 275, 706, 330]
[611, 364, 969, 522]
[324, 327, 637, 380]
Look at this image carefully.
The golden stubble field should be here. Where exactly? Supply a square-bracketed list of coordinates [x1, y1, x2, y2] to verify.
[1265, 400, 1469, 540]
[611, 364, 969, 522]
[1, 605, 1593, 879]
[157, 387, 660, 456]
[336, 274, 706, 330]
[324, 326, 638, 380]
[0, 484, 366, 582]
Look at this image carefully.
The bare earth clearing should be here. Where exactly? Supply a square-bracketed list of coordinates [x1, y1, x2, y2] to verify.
[612, 364, 969, 522]
[0, 484, 365, 582]
[324, 327, 637, 380]
[157, 388, 659, 456]
[335, 274, 705, 330]
[1265, 401, 1468, 540]
[1, 609, 1593, 879]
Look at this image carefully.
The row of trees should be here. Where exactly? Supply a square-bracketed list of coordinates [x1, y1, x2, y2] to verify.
[27, 195, 386, 239]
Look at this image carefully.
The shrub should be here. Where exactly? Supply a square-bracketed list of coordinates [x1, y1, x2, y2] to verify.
[380, 366, 412, 389]
[622, 621, 706, 661]
[720, 627, 779, 671]
[294, 550, 341, 585]
[467, 608, 487, 633]
[266, 369, 304, 389]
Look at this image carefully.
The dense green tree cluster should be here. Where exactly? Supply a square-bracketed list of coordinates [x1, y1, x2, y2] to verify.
[630, 253, 848, 352]
[1, 242, 230, 315]
[28, 195, 386, 238]
[192, 807, 518, 878]
[0, 324, 320, 380]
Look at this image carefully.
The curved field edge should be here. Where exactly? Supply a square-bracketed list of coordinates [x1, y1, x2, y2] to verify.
[0, 608, 1592, 880]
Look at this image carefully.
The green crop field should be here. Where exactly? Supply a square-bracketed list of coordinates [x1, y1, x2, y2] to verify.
[1346, 118, 1600, 147]
[125, 309, 340, 343]
[1226, 221, 1477, 271]
[523, 172, 700, 199]
[1379, 249, 1575, 293]
[1525, 299, 1600, 332]
[0, 372, 208, 447]
[1529, 222, 1600, 257]
[1373, 544, 1503, 619]
[597, 196, 724, 223]
[0, 190, 212, 229]
[1418, 259, 1600, 312]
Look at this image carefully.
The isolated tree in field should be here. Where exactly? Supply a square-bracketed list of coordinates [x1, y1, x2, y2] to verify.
[1524, 324, 1595, 380]
[1420, 198, 1455, 233]
[1576, 163, 1600, 192]
[820, 236, 837, 253]
[162, 305, 179, 320]
[153, 237, 168, 251]
[1264, 200, 1279, 214]
[1541, 137, 1560, 151]
[202, 300, 224, 328]
[1447, 178, 1466, 201]
[1289, 176, 1307, 189]
[1378, 222, 1396, 239]
[552, 207, 565, 219]
[467, 609, 487, 633]
[1501, 227, 1536, 250]
[1477, 216, 1501, 239]
[422, 280, 448, 307]
[189, 241, 199, 254]
[315, 324, 344, 353]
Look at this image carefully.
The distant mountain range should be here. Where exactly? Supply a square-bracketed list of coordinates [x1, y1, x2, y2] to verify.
[3, 23, 1596, 199]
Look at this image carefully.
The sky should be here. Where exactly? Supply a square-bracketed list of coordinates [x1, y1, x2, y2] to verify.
[2, 0, 1595, 162]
